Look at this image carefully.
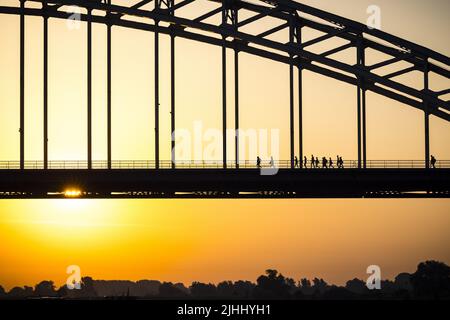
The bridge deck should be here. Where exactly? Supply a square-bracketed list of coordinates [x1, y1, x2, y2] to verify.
[0, 169, 449, 199]
[1, 160, 449, 169]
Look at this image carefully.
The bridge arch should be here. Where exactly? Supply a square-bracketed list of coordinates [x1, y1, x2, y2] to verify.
[0, 0, 449, 170]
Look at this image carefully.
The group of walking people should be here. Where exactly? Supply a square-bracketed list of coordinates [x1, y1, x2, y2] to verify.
[256, 155, 345, 168]
[255, 155, 439, 169]
[295, 155, 345, 169]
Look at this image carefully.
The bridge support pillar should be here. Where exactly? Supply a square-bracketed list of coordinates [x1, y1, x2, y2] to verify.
[356, 38, 366, 169]
[361, 48, 367, 169]
[221, 3, 236, 169]
[20, 0, 25, 170]
[222, 40, 227, 169]
[288, 18, 296, 169]
[43, 1, 48, 169]
[155, 22, 160, 169]
[87, 8, 92, 169]
[424, 61, 430, 169]
[107, 1, 112, 170]
[362, 88, 367, 168]
[171, 33, 176, 169]
[296, 24, 303, 169]
[165, 0, 175, 169]
[298, 66, 303, 168]
[289, 61, 294, 169]
[234, 48, 239, 169]
[233, 8, 239, 169]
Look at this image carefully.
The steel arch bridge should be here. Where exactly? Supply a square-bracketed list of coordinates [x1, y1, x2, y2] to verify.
[0, 0, 449, 199]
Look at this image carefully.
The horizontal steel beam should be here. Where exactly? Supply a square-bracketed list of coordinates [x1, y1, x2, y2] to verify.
[384, 66, 416, 79]
[2, 0, 449, 119]
[1, 4, 449, 121]
[320, 42, 353, 57]
[0, 169, 449, 199]
[257, 22, 288, 38]
[193, 6, 221, 22]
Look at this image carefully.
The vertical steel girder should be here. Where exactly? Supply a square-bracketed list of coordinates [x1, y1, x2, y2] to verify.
[153, 0, 176, 169]
[20, 0, 25, 170]
[234, 10, 239, 169]
[424, 61, 430, 169]
[288, 14, 298, 169]
[221, 1, 238, 169]
[154, 1, 160, 169]
[357, 38, 367, 169]
[170, 32, 176, 169]
[222, 42, 227, 168]
[296, 24, 303, 169]
[43, 0, 48, 169]
[87, 8, 92, 169]
[356, 37, 367, 169]
[169, 0, 176, 169]
[234, 46, 239, 169]
[107, 0, 112, 169]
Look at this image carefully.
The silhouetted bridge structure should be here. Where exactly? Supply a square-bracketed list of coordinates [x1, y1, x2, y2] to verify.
[0, 0, 449, 198]
[1, 160, 449, 198]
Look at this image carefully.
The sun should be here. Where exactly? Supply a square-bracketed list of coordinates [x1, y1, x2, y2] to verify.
[64, 189, 82, 198]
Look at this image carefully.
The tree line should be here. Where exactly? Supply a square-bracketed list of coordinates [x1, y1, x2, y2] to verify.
[1, 260, 449, 300]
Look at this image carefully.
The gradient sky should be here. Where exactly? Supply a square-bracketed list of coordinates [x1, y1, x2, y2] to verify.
[0, 0, 449, 290]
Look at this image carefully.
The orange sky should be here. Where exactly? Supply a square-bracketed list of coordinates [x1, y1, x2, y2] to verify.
[0, 0, 449, 291]
[1, 199, 449, 290]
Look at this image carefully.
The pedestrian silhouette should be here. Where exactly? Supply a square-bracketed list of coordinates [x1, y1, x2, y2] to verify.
[304, 156, 307, 169]
[322, 157, 328, 169]
[315, 157, 319, 168]
[311, 155, 315, 169]
[257, 156, 261, 168]
[339, 156, 344, 169]
[270, 156, 274, 168]
[430, 155, 437, 168]
[295, 156, 299, 168]
[329, 157, 334, 168]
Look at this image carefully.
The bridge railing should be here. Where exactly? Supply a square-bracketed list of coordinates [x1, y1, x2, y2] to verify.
[0, 160, 449, 169]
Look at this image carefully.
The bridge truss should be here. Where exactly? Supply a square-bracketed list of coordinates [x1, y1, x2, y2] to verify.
[0, 0, 449, 198]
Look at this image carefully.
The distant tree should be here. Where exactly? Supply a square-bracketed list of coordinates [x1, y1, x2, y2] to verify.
[34, 280, 57, 297]
[285, 277, 298, 294]
[79, 277, 97, 297]
[410, 261, 450, 299]
[2, 260, 449, 300]
[298, 278, 313, 296]
[253, 269, 291, 299]
[376, 279, 396, 297]
[8, 286, 33, 299]
[190, 282, 217, 298]
[159, 282, 188, 298]
[345, 278, 368, 295]
[300, 278, 311, 288]
[394, 273, 413, 292]
[312, 278, 329, 295]
[217, 281, 234, 298]
[8, 287, 24, 298]
[0, 285, 5, 297]
[135, 280, 161, 297]
[322, 286, 357, 300]
[232, 280, 254, 299]
[56, 285, 69, 298]
[59, 276, 97, 298]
